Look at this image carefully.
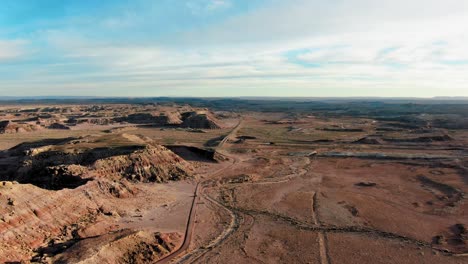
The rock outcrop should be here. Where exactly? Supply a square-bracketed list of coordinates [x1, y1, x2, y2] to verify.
[353, 137, 383, 145]
[47, 123, 71, 130]
[115, 112, 182, 126]
[181, 111, 221, 129]
[93, 145, 192, 182]
[0, 120, 42, 134]
[114, 110, 221, 129]
[0, 135, 193, 190]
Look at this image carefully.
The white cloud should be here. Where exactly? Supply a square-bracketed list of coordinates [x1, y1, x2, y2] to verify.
[0, 40, 26, 61]
[186, 0, 232, 15]
[207, 0, 231, 11]
[179, 0, 468, 45]
[2, 0, 468, 97]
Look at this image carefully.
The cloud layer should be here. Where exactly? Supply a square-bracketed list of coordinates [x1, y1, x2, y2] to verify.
[0, 0, 467, 97]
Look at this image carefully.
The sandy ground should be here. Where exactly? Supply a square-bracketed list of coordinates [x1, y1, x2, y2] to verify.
[1, 105, 467, 263]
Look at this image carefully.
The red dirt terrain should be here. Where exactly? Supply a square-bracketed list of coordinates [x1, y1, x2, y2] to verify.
[0, 102, 467, 263]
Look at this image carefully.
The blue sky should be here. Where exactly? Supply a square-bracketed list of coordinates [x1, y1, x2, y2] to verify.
[1, 0, 468, 97]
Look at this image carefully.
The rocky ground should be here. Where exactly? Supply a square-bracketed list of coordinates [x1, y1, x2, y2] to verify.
[0, 132, 196, 263]
[0, 103, 467, 263]
[0, 104, 222, 136]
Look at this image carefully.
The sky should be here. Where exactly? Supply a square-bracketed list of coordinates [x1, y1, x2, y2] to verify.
[1, 0, 468, 97]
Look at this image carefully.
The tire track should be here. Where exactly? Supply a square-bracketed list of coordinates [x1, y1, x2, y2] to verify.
[312, 192, 331, 264]
[156, 183, 200, 264]
[176, 193, 240, 263]
[227, 206, 468, 256]
[157, 118, 245, 263]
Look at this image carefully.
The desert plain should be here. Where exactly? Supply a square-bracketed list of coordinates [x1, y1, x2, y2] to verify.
[0, 98, 467, 264]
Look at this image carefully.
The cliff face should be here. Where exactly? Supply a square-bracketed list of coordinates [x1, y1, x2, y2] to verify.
[92, 145, 192, 182]
[0, 120, 42, 134]
[0, 177, 182, 262]
[0, 136, 193, 190]
[0, 135, 193, 262]
[114, 112, 182, 126]
[181, 111, 222, 129]
[113, 111, 222, 129]
[47, 123, 71, 130]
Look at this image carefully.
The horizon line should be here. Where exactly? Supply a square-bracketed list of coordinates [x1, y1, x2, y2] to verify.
[0, 95, 468, 99]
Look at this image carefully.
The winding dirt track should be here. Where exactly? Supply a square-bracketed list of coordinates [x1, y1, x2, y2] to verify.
[175, 192, 240, 263]
[157, 160, 240, 264]
[156, 119, 243, 263]
[158, 117, 468, 263]
[172, 158, 312, 263]
[165, 156, 463, 262]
